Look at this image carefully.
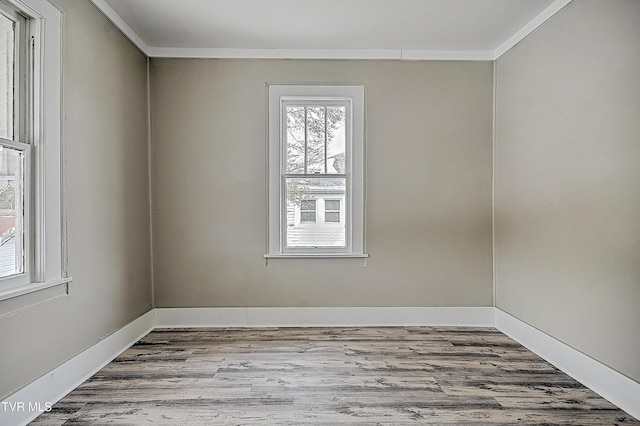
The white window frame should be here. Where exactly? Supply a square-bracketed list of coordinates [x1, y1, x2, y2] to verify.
[266, 85, 367, 258]
[0, 0, 69, 302]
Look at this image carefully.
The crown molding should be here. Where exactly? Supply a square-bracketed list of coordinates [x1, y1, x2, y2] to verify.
[91, 0, 572, 61]
[145, 47, 497, 61]
[146, 47, 401, 60]
[89, 0, 151, 55]
[494, 0, 573, 59]
[402, 49, 494, 61]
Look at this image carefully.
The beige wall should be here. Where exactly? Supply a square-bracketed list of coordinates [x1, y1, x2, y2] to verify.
[495, 0, 640, 382]
[0, 0, 151, 399]
[151, 59, 493, 308]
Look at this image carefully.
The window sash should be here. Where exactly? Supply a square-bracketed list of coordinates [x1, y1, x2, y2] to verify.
[281, 175, 351, 253]
[0, 140, 29, 282]
[0, 3, 27, 144]
[280, 97, 351, 254]
[0, 2, 30, 288]
[283, 100, 348, 176]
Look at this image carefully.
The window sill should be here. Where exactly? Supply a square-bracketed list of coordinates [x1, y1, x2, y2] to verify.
[263, 253, 369, 259]
[263, 253, 369, 267]
[0, 277, 72, 302]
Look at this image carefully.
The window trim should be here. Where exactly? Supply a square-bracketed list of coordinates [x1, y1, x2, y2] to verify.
[0, 0, 70, 302]
[266, 84, 367, 258]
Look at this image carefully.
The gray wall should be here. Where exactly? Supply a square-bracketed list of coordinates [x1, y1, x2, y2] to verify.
[0, 0, 151, 399]
[151, 59, 494, 308]
[495, 0, 640, 382]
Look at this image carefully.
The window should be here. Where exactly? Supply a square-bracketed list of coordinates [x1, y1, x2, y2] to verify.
[300, 199, 316, 223]
[324, 199, 340, 223]
[266, 85, 366, 257]
[0, 0, 66, 300]
[0, 3, 28, 281]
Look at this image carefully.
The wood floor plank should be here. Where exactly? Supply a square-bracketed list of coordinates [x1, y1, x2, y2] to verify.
[31, 327, 638, 425]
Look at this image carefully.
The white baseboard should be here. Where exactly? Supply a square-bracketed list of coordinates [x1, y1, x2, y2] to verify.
[5, 307, 638, 425]
[495, 308, 640, 420]
[2, 310, 155, 426]
[154, 306, 496, 328]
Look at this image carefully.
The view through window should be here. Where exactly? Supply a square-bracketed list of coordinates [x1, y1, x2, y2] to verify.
[284, 104, 347, 248]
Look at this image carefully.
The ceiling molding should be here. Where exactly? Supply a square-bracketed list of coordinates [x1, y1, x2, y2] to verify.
[146, 47, 401, 60]
[146, 47, 495, 61]
[494, 0, 573, 59]
[90, 0, 572, 61]
[90, 0, 151, 55]
[401, 50, 494, 61]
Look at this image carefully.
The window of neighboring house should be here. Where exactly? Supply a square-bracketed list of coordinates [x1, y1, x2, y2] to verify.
[266, 85, 366, 257]
[300, 199, 316, 223]
[0, 0, 66, 300]
[324, 199, 340, 223]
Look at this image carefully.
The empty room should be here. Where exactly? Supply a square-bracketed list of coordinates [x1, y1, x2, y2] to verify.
[0, 0, 639, 424]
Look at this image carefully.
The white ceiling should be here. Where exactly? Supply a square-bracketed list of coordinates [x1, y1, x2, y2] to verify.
[91, 0, 571, 60]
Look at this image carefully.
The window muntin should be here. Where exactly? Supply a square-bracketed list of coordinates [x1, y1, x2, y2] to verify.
[267, 85, 366, 257]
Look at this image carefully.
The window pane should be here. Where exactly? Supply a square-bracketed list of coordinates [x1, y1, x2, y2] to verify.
[325, 212, 340, 223]
[0, 14, 14, 140]
[306, 106, 325, 174]
[286, 105, 346, 176]
[300, 199, 316, 211]
[300, 212, 316, 223]
[325, 200, 340, 211]
[285, 106, 305, 174]
[285, 177, 346, 248]
[326, 107, 345, 174]
[0, 145, 23, 278]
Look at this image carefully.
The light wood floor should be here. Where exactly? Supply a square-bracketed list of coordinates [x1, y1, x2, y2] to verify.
[33, 327, 638, 425]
